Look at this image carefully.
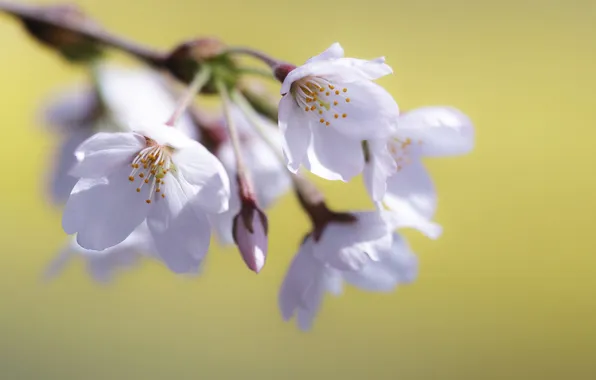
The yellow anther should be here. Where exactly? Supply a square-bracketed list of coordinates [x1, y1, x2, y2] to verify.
[346, 98, 350, 103]
[305, 106, 310, 111]
[156, 188, 161, 193]
[326, 91, 330, 96]
[139, 173, 144, 178]
[335, 90, 339, 95]
[325, 121, 330, 126]
[161, 194, 165, 198]
[329, 85, 335, 89]
[319, 88, 324, 92]
[146, 199, 151, 204]
[342, 113, 347, 118]
[319, 110, 323, 115]
[144, 179, 149, 184]
[342, 88, 347, 92]
[128, 176, 134, 182]
[334, 114, 339, 119]
[310, 105, 316, 111]
[319, 118, 325, 123]
[136, 188, 141, 193]
[333, 101, 338, 106]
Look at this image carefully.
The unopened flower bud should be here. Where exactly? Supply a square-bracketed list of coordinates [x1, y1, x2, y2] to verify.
[232, 201, 269, 274]
[273, 63, 296, 84]
[164, 37, 239, 94]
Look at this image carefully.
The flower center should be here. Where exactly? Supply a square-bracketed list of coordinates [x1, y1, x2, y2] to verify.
[128, 139, 174, 204]
[387, 137, 422, 171]
[292, 76, 350, 127]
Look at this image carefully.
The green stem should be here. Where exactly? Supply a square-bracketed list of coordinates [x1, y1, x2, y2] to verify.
[165, 66, 211, 127]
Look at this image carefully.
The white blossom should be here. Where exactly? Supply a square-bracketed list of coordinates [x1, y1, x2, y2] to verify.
[364, 106, 474, 234]
[279, 231, 418, 331]
[62, 123, 230, 273]
[278, 42, 399, 178]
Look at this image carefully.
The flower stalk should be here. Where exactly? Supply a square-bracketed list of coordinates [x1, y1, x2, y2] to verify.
[165, 67, 211, 127]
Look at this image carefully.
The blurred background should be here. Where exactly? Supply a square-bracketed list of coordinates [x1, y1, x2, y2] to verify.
[1, 0, 595, 379]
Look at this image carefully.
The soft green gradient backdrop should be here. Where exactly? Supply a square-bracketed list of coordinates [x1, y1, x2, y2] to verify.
[1, 0, 594, 379]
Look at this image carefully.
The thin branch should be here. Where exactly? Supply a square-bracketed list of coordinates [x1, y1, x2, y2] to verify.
[0, 1, 167, 67]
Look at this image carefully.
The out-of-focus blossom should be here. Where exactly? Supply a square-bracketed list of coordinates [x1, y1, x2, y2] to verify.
[279, 232, 418, 331]
[62, 123, 230, 273]
[41, 65, 198, 203]
[277, 42, 399, 177]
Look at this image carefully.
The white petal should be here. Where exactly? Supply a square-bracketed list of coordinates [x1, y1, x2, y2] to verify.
[278, 95, 312, 172]
[69, 132, 144, 178]
[305, 42, 345, 64]
[147, 178, 210, 274]
[313, 211, 390, 270]
[175, 143, 231, 214]
[342, 233, 418, 291]
[280, 60, 360, 95]
[304, 126, 365, 181]
[278, 239, 340, 331]
[385, 160, 437, 220]
[328, 80, 399, 140]
[363, 140, 397, 201]
[133, 123, 197, 150]
[333, 57, 393, 80]
[209, 190, 241, 245]
[383, 208, 443, 240]
[49, 130, 93, 204]
[63, 166, 151, 250]
[397, 106, 475, 157]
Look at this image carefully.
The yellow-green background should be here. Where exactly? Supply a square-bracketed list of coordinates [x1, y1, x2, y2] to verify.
[1, 0, 594, 379]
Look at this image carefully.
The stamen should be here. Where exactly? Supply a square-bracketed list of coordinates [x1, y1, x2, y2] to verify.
[128, 142, 173, 205]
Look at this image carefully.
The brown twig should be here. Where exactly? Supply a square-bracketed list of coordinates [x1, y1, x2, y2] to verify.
[0, 1, 167, 66]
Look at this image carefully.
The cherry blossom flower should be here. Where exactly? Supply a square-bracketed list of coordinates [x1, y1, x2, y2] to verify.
[62, 123, 230, 273]
[279, 232, 418, 331]
[41, 65, 197, 203]
[277, 43, 399, 175]
[364, 106, 475, 230]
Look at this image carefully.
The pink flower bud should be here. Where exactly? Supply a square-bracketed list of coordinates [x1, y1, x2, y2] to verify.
[233, 204, 269, 273]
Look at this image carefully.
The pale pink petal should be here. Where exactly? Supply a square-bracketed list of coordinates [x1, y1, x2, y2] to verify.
[304, 126, 365, 181]
[397, 106, 475, 157]
[278, 95, 312, 172]
[327, 80, 398, 140]
[175, 144, 231, 214]
[49, 129, 93, 203]
[147, 178, 210, 274]
[63, 165, 151, 250]
[384, 160, 437, 220]
[305, 42, 345, 64]
[313, 211, 390, 270]
[69, 132, 145, 178]
[363, 139, 397, 201]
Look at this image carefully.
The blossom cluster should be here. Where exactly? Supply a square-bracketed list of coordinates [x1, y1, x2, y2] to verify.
[2, 3, 474, 331]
